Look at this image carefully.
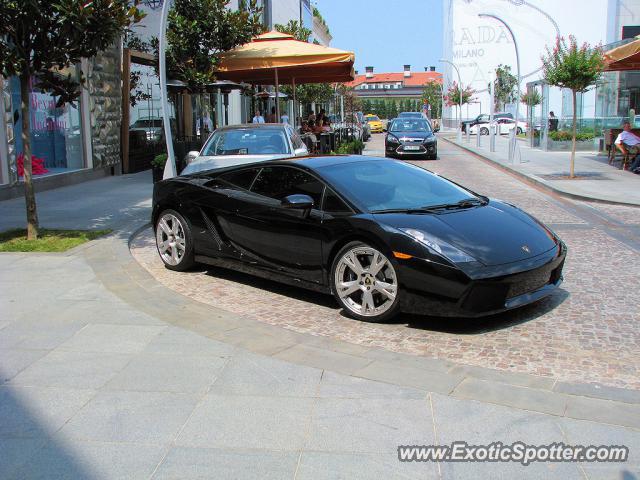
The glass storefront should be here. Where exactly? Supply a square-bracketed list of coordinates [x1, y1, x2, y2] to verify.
[9, 72, 84, 175]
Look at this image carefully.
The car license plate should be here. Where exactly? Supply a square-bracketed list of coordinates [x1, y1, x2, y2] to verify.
[404, 146, 420, 151]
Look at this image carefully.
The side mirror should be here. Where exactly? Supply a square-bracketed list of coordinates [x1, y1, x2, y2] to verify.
[185, 151, 199, 165]
[294, 147, 308, 156]
[281, 194, 314, 216]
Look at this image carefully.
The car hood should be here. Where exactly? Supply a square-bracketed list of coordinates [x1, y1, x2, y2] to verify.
[181, 154, 290, 174]
[388, 131, 435, 141]
[377, 200, 558, 266]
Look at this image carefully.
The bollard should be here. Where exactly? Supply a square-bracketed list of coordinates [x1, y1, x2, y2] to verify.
[476, 129, 481, 147]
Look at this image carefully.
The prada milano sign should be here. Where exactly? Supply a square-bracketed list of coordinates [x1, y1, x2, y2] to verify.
[442, 0, 610, 117]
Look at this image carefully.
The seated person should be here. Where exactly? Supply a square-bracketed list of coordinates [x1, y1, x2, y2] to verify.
[322, 119, 332, 132]
[301, 120, 312, 133]
[312, 120, 325, 135]
[615, 122, 640, 172]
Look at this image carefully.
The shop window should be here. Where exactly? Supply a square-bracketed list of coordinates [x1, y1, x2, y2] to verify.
[10, 73, 83, 173]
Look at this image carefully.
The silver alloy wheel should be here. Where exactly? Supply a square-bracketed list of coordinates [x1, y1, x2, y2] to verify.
[156, 213, 187, 266]
[334, 246, 398, 317]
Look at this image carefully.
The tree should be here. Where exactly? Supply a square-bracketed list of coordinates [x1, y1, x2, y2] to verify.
[387, 99, 398, 119]
[362, 99, 372, 114]
[274, 20, 311, 42]
[422, 81, 442, 118]
[0, 0, 143, 240]
[520, 90, 542, 107]
[444, 82, 474, 107]
[165, 0, 264, 91]
[493, 64, 518, 111]
[542, 36, 604, 178]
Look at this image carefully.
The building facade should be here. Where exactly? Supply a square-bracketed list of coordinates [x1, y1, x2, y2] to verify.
[348, 65, 442, 100]
[442, 0, 640, 131]
[0, 45, 123, 199]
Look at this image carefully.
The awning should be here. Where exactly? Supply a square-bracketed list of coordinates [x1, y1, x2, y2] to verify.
[215, 31, 355, 84]
[604, 36, 640, 72]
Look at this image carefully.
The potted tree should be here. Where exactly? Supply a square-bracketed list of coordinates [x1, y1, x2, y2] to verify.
[151, 154, 168, 183]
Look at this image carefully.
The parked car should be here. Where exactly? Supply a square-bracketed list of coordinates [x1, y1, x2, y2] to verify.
[153, 156, 566, 322]
[385, 118, 437, 160]
[334, 113, 369, 142]
[461, 112, 513, 133]
[181, 124, 307, 174]
[469, 118, 527, 135]
[364, 114, 384, 133]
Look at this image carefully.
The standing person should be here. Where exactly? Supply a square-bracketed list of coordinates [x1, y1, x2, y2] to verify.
[548, 111, 559, 132]
[266, 106, 277, 123]
[308, 110, 316, 123]
[252, 110, 265, 124]
[280, 112, 289, 125]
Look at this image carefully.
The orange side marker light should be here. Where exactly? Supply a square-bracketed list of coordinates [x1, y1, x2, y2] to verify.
[393, 252, 413, 259]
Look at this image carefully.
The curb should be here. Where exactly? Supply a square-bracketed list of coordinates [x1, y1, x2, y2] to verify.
[79, 225, 640, 430]
[441, 137, 640, 208]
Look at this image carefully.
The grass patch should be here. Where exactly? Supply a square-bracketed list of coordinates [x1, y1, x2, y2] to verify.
[0, 229, 112, 252]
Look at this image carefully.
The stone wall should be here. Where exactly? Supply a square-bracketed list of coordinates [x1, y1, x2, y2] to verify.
[87, 43, 122, 169]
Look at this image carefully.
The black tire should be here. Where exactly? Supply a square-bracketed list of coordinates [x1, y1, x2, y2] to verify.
[155, 209, 195, 272]
[517, 127, 523, 135]
[330, 241, 401, 323]
[479, 127, 489, 136]
[428, 153, 437, 160]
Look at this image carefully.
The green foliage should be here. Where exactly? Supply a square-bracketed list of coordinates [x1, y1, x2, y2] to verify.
[151, 153, 168, 169]
[0, 0, 143, 105]
[421, 81, 442, 118]
[0, 229, 112, 252]
[542, 36, 604, 93]
[444, 82, 474, 107]
[275, 20, 312, 42]
[312, 6, 330, 35]
[335, 139, 364, 154]
[520, 90, 542, 107]
[165, 0, 264, 91]
[549, 130, 595, 141]
[492, 64, 518, 111]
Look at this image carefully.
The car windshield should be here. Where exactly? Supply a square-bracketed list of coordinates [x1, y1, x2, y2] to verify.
[201, 128, 290, 156]
[318, 160, 477, 211]
[390, 119, 431, 133]
[398, 113, 421, 118]
[366, 116, 380, 122]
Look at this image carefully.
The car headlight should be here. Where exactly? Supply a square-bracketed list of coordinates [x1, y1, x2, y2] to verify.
[401, 228, 476, 263]
[387, 134, 399, 143]
[423, 136, 436, 144]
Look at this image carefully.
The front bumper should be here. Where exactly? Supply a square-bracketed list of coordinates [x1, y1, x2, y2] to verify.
[398, 244, 566, 317]
[386, 142, 437, 157]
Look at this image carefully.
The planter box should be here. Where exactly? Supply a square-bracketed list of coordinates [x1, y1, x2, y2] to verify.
[546, 138, 597, 152]
[152, 167, 164, 183]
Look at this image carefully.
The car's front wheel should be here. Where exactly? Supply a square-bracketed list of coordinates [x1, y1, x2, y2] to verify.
[479, 127, 489, 135]
[331, 241, 401, 322]
[155, 209, 195, 271]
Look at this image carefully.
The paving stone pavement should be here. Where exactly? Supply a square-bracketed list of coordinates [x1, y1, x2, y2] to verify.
[131, 138, 640, 391]
[2, 249, 640, 479]
[1, 136, 640, 479]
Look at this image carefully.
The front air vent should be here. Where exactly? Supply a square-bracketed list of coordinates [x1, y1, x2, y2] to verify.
[200, 208, 223, 251]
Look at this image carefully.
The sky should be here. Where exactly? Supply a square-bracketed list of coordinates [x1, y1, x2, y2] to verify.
[317, 0, 444, 75]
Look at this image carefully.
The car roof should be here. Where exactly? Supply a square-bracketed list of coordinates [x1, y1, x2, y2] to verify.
[216, 123, 288, 131]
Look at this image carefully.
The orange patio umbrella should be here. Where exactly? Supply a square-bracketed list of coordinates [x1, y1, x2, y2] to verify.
[215, 31, 355, 121]
[603, 36, 640, 72]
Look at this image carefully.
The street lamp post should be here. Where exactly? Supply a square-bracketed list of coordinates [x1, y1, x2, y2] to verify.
[159, 0, 177, 179]
[439, 59, 463, 142]
[478, 13, 521, 164]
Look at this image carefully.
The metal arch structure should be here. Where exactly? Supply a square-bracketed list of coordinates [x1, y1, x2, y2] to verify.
[440, 59, 464, 142]
[159, 0, 177, 180]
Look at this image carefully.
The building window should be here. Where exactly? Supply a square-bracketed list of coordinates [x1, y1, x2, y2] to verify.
[9, 72, 84, 173]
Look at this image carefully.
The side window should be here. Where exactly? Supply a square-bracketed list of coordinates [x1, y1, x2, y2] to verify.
[322, 188, 353, 215]
[217, 168, 259, 190]
[251, 167, 324, 208]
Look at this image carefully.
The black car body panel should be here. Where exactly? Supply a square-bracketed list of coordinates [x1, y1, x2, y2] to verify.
[152, 155, 566, 318]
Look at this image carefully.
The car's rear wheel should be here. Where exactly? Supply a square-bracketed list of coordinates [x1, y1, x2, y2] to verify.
[480, 127, 489, 135]
[516, 127, 523, 135]
[331, 241, 401, 322]
[155, 209, 195, 271]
